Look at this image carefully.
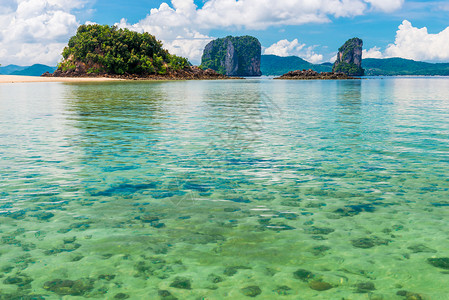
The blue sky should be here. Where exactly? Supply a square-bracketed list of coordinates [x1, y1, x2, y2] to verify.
[1, 0, 449, 65]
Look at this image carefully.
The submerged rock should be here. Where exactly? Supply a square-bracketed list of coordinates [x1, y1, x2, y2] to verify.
[397, 290, 424, 300]
[427, 257, 449, 269]
[207, 273, 224, 283]
[308, 280, 333, 291]
[352, 237, 390, 249]
[408, 244, 436, 253]
[114, 293, 130, 299]
[274, 285, 292, 295]
[3, 274, 33, 287]
[169, 277, 191, 289]
[223, 266, 251, 276]
[304, 226, 335, 235]
[158, 290, 178, 300]
[240, 285, 262, 297]
[43, 278, 94, 296]
[293, 269, 315, 282]
[356, 282, 376, 293]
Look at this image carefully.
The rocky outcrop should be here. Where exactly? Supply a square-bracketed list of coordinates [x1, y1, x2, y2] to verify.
[274, 69, 357, 80]
[43, 64, 240, 80]
[332, 38, 364, 76]
[201, 36, 262, 77]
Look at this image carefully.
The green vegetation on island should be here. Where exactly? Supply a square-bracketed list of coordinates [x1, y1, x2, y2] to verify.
[261, 55, 449, 76]
[56, 24, 189, 76]
[261, 55, 332, 75]
[364, 58, 449, 76]
[201, 36, 261, 76]
[332, 38, 364, 76]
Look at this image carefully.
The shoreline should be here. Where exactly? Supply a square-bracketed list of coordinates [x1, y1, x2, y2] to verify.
[0, 75, 123, 83]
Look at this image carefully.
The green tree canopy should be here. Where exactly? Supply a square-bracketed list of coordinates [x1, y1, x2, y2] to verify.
[59, 24, 189, 75]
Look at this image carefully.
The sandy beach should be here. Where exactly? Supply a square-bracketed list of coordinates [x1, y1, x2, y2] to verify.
[0, 75, 122, 83]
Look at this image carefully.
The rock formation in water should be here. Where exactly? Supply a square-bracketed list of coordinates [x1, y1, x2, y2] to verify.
[332, 38, 364, 76]
[201, 36, 262, 77]
[45, 24, 238, 80]
[274, 69, 356, 80]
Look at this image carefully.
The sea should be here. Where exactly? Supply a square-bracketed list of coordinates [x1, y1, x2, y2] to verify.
[1, 77, 448, 299]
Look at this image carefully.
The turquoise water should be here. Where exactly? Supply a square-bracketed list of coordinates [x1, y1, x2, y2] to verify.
[1, 78, 449, 299]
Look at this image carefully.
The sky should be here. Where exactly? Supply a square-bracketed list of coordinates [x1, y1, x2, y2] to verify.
[1, 0, 449, 66]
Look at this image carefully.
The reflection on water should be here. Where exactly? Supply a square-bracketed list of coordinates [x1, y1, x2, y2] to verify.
[1, 78, 449, 299]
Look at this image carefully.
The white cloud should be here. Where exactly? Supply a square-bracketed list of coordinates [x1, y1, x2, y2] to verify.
[363, 20, 449, 62]
[384, 20, 449, 61]
[365, 0, 404, 13]
[119, 0, 404, 64]
[0, 0, 406, 66]
[264, 39, 324, 63]
[0, 0, 83, 65]
[363, 46, 383, 59]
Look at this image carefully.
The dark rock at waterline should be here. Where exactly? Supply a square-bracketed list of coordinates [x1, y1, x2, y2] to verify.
[240, 285, 262, 297]
[43, 278, 94, 296]
[356, 282, 376, 293]
[427, 257, 449, 269]
[275, 69, 356, 80]
[169, 277, 191, 289]
[293, 269, 315, 282]
[308, 280, 333, 291]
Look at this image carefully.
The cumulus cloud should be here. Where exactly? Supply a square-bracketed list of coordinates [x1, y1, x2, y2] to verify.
[362, 46, 383, 59]
[384, 20, 449, 61]
[264, 39, 324, 63]
[0, 0, 83, 65]
[362, 20, 449, 62]
[119, 0, 405, 64]
[0, 0, 406, 66]
[365, 0, 404, 13]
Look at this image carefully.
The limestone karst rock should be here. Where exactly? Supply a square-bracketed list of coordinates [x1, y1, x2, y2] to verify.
[332, 38, 364, 76]
[201, 36, 262, 76]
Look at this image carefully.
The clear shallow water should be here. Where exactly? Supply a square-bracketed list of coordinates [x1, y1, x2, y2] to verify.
[1, 78, 449, 299]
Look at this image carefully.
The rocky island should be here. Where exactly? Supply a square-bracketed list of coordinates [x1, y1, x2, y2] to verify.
[200, 36, 262, 77]
[43, 25, 237, 80]
[275, 69, 356, 80]
[274, 38, 364, 79]
[332, 38, 364, 76]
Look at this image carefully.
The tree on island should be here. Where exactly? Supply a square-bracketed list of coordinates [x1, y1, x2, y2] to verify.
[56, 24, 189, 76]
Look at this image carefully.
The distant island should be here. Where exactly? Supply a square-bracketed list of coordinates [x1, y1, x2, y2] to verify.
[3, 25, 449, 78]
[44, 25, 236, 80]
[274, 38, 364, 80]
[261, 56, 449, 76]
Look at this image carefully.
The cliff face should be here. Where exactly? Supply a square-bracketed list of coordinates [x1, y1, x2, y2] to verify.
[201, 36, 262, 76]
[332, 38, 364, 76]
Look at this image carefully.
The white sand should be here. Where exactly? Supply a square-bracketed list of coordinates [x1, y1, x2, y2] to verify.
[0, 75, 123, 83]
